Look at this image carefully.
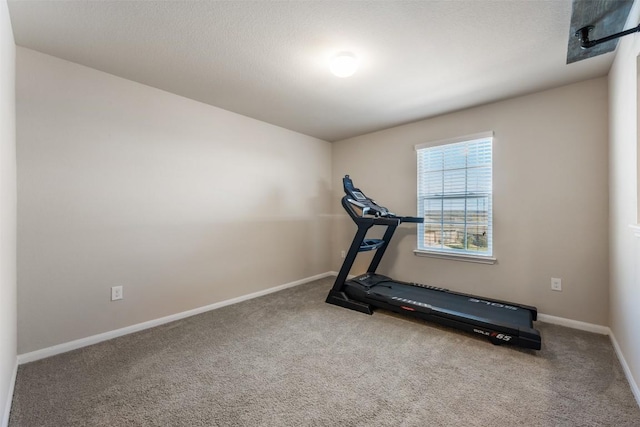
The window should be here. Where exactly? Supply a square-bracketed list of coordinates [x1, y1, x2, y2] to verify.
[415, 132, 494, 262]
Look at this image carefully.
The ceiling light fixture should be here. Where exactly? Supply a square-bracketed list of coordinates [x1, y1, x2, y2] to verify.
[330, 52, 358, 78]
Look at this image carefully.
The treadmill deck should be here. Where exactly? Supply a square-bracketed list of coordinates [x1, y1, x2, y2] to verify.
[340, 273, 541, 350]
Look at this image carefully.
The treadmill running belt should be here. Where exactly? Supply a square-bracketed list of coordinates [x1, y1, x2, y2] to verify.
[366, 281, 533, 328]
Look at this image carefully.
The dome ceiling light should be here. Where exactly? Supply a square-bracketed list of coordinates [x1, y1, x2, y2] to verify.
[330, 52, 358, 78]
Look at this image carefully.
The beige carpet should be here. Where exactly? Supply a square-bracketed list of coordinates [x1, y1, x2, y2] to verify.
[9, 277, 640, 426]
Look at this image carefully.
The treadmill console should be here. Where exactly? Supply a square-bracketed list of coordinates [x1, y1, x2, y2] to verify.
[343, 175, 392, 217]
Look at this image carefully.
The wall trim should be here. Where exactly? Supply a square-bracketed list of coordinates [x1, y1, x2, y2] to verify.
[413, 249, 497, 264]
[609, 330, 640, 407]
[537, 313, 610, 335]
[18, 272, 334, 364]
[630, 224, 640, 237]
[1, 358, 17, 427]
[533, 314, 640, 406]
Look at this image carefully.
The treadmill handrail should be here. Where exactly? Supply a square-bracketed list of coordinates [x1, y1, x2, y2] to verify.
[342, 196, 401, 225]
[342, 196, 423, 225]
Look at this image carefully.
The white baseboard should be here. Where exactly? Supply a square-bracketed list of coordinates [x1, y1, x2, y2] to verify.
[328, 271, 355, 279]
[609, 331, 640, 407]
[18, 272, 334, 364]
[1, 358, 17, 427]
[537, 313, 610, 335]
[537, 314, 639, 407]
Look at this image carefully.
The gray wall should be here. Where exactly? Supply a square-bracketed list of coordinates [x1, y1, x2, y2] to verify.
[0, 0, 16, 424]
[332, 77, 609, 326]
[16, 48, 332, 354]
[608, 1, 640, 400]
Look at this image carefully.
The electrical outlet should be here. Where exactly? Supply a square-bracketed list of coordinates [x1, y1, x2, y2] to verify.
[341, 250, 346, 259]
[551, 278, 562, 292]
[111, 285, 123, 301]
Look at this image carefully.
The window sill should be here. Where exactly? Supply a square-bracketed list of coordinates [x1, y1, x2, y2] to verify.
[630, 224, 640, 238]
[413, 249, 497, 264]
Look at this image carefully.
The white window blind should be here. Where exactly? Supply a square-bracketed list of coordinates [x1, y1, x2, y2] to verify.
[416, 133, 493, 257]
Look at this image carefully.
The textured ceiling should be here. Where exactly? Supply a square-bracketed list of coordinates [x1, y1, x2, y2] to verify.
[7, 0, 619, 141]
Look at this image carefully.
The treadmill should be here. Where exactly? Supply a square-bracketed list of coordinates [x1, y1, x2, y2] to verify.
[326, 175, 541, 350]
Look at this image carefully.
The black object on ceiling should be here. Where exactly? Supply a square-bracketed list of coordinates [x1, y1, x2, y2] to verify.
[575, 23, 640, 49]
[567, 0, 635, 64]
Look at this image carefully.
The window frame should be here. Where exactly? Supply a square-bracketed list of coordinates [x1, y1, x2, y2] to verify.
[414, 131, 496, 264]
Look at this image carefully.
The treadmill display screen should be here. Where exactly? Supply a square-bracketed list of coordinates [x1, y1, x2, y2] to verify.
[352, 191, 366, 201]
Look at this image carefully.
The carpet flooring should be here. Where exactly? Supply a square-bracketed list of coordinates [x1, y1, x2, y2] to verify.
[9, 277, 640, 426]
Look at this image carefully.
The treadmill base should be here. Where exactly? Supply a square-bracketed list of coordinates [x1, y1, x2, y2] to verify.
[326, 290, 373, 315]
[338, 274, 541, 350]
